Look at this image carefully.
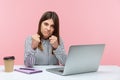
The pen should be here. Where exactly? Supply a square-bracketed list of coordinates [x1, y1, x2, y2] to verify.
[19, 68, 35, 70]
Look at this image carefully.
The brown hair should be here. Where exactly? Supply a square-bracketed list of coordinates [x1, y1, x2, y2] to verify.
[37, 11, 60, 51]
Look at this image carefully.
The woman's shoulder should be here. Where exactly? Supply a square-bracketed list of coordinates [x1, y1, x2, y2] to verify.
[25, 35, 32, 41]
[59, 36, 64, 44]
[59, 36, 64, 41]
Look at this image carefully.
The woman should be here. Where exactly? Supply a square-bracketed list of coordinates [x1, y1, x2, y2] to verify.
[24, 11, 67, 67]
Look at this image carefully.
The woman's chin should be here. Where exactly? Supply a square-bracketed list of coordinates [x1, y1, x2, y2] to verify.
[43, 36, 49, 39]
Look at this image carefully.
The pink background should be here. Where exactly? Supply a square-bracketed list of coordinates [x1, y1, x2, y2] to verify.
[0, 0, 120, 65]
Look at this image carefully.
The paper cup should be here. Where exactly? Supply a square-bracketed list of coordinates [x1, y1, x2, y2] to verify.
[3, 56, 15, 72]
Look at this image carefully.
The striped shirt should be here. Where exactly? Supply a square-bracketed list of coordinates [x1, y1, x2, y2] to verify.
[24, 36, 67, 67]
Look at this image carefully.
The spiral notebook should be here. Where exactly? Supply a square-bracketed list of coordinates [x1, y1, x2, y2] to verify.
[14, 68, 42, 74]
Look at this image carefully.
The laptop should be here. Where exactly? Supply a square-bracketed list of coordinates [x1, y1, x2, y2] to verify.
[46, 44, 105, 76]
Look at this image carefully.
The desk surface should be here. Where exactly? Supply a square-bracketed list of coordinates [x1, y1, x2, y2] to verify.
[0, 65, 120, 80]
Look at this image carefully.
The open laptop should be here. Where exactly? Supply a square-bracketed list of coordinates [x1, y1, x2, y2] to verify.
[46, 44, 105, 76]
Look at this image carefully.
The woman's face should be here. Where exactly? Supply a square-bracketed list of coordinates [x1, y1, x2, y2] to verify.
[41, 19, 54, 39]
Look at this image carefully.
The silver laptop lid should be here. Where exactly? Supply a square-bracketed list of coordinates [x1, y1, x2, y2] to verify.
[63, 44, 105, 75]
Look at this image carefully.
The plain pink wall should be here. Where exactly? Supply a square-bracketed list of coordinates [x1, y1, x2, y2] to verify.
[0, 0, 120, 65]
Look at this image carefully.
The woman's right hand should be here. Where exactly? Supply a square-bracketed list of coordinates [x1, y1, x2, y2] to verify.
[31, 34, 40, 50]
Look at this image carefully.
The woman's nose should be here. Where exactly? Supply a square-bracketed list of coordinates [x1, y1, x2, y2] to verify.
[47, 26, 50, 30]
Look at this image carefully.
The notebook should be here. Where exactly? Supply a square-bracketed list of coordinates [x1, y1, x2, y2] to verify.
[14, 68, 42, 74]
[46, 44, 105, 76]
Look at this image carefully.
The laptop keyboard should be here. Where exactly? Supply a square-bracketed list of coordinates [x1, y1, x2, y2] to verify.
[58, 69, 64, 72]
[50, 67, 64, 73]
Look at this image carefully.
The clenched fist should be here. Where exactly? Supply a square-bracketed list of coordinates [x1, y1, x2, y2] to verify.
[31, 34, 40, 49]
[49, 35, 58, 49]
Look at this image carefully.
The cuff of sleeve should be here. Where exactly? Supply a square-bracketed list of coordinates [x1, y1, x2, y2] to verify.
[53, 45, 61, 54]
[29, 46, 37, 54]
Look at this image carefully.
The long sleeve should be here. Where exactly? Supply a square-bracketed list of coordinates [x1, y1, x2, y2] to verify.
[53, 38, 67, 65]
[24, 36, 36, 67]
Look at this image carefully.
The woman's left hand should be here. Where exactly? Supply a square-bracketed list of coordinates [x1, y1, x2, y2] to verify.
[49, 35, 58, 49]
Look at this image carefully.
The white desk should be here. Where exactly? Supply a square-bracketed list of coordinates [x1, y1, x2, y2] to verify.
[0, 65, 120, 80]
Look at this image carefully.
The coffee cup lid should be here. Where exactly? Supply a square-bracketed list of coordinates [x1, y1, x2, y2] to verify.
[3, 56, 15, 60]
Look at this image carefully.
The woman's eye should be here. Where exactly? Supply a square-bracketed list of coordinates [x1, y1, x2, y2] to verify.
[51, 25, 54, 28]
[44, 22, 48, 26]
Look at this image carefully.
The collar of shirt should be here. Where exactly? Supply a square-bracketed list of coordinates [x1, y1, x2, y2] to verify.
[41, 39, 49, 45]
